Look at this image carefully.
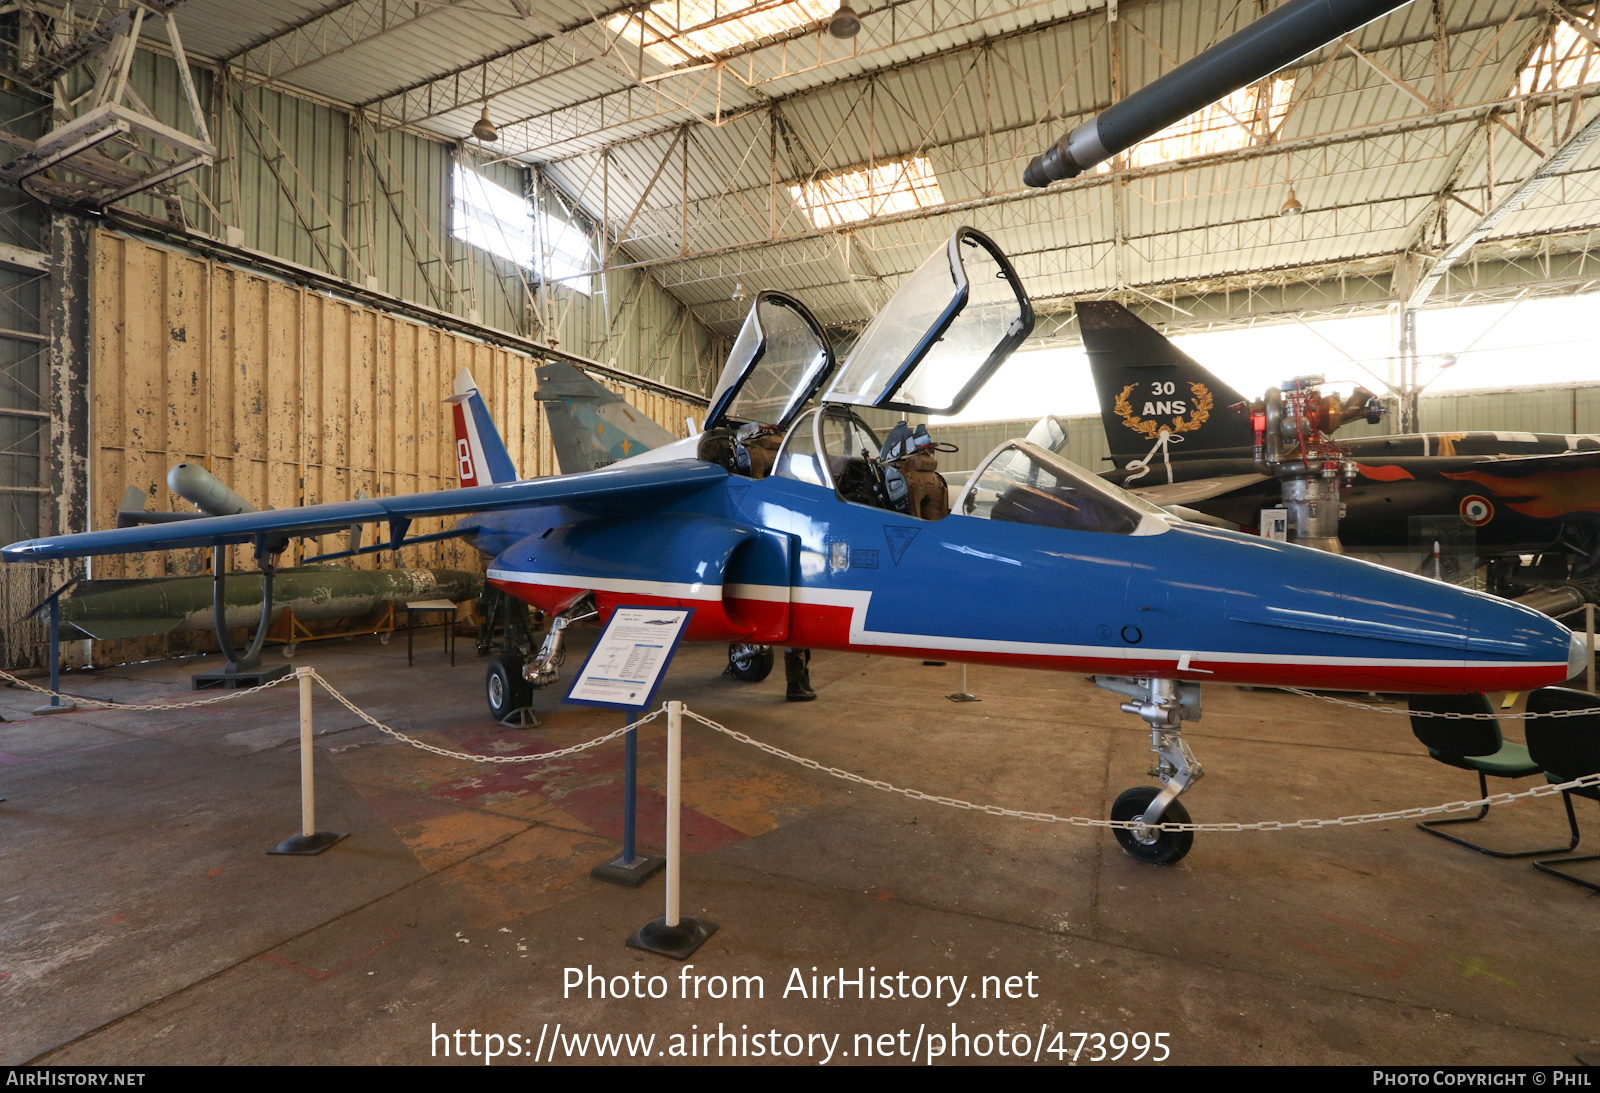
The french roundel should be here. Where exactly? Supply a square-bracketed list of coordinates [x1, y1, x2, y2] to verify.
[1459, 495, 1493, 526]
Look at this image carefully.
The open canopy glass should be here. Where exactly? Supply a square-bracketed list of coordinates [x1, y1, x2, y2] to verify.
[704, 291, 835, 432]
[824, 227, 1034, 415]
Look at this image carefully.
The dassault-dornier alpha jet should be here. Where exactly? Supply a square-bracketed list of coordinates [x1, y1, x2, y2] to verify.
[4, 229, 1585, 865]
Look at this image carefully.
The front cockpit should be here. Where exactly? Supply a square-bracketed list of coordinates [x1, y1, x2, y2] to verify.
[955, 441, 1172, 537]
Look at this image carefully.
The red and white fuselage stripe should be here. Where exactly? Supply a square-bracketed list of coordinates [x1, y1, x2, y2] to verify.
[486, 569, 1569, 693]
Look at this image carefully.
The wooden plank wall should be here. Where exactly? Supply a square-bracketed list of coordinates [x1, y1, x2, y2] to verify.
[87, 231, 699, 660]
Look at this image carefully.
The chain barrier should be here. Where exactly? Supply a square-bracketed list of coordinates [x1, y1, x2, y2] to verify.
[10, 662, 1600, 831]
[0, 665, 298, 709]
[306, 670, 661, 764]
[0, 664, 658, 765]
[682, 708, 1600, 834]
[1283, 687, 1600, 720]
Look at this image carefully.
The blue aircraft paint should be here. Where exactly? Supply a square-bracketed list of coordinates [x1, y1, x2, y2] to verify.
[467, 389, 518, 485]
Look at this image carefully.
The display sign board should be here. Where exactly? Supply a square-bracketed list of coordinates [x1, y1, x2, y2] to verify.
[1260, 507, 1289, 542]
[566, 606, 693, 712]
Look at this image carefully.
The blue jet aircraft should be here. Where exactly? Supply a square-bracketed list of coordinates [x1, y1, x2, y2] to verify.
[4, 228, 1585, 864]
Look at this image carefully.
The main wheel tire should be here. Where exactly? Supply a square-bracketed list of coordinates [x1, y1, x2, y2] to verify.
[486, 655, 529, 721]
[726, 643, 775, 683]
[1110, 786, 1195, 865]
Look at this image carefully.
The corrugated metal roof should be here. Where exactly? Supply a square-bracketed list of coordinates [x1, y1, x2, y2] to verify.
[131, 0, 1600, 338]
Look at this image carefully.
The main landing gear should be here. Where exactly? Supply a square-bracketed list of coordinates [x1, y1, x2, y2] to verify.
[482, 594, 596, 726]
[1094, 677, 1205, 865]
[724, 643, 775, 683]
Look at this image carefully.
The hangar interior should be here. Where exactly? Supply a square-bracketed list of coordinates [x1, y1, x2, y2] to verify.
[2, 0, 1600, 1068]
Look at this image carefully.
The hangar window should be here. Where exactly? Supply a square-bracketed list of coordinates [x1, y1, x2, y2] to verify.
[1519, 15, 1600, 95]
[789, 156, 946, 229]
[538, 208, 595, 295]
[610, 0, 835, 67]
[451, 164, 592, 294]
[1112, 77, 1294, 170]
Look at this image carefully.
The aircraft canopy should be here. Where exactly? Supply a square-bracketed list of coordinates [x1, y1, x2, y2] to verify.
[704, 291, 834, 432]
[824, 228, 1034, 416]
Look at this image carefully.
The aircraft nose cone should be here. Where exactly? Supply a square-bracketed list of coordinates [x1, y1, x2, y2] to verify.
[1569, 628, 1591, 681]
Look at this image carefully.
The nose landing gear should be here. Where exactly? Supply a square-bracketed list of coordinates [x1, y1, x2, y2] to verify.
[1095, 676, 1204, 865]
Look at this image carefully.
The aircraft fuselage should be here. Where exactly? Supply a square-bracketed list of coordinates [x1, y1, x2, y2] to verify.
[470, 468, 1579, 695]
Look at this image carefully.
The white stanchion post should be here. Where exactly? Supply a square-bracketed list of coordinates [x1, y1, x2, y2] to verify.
[626, 700, 716, 958]
[665, 699, 681, 929]
[300, 666, 315, 838]
[268, 667, 348, 856]
[947, 663, 980, 702]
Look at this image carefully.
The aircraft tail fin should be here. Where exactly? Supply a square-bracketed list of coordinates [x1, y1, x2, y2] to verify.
[445, 368, 520, 487]
[535, 360, 680, 473]
[1079, 301, 1255, 464]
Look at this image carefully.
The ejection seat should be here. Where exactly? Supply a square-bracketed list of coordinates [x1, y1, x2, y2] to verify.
[698, 288, 835, 478]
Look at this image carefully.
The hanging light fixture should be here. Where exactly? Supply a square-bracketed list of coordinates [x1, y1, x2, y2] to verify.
[827, 3, 861, 39]
[471, 104, 499, 143]
[1280, 186, 1303, 216]
[731, 281, 747, 302]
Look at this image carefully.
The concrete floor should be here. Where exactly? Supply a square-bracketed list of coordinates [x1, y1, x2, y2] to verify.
[1, 632, 1597, 1067]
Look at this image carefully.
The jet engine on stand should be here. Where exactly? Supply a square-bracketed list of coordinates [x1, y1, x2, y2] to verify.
[1246, 377, 1383, 554]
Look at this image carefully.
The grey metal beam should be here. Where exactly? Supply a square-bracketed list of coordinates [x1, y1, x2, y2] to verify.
[1405, 107, 1600, 309]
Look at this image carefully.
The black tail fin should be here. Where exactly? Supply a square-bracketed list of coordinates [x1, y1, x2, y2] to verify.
[1078, 301, 1254, 465]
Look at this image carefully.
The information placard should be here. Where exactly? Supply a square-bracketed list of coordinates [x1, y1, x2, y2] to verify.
[565, 606, 693, 712]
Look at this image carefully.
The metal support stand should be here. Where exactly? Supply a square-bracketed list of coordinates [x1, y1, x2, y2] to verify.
[629, 701, 716, 958]
[194, 549, 292, 689]
[1587, 602, 1596, 694]
[33, 593, 76, 715]
[268, 667, 347, 855]
[591, 713, 664, 887]
[946, 663, 980, 702]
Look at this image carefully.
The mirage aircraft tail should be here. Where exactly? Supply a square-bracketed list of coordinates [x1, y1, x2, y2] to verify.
[1078, 301, 1255, 467]
[534, 361, 679, 473]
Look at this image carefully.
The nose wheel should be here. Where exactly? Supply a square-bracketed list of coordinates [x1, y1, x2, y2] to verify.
[1110, 786, 1194, 865]
[1095, 676, 1205, 866]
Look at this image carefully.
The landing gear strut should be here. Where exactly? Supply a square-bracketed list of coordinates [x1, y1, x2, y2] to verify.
[1094, 676, 1204, 865]
[523, 594, 596, 690]
[480, 594, 595, 726]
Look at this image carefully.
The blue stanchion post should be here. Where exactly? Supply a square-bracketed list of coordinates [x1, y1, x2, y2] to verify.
[622, 714, 637, 865]
[34, 592, 75, 716]
[591, 709, 663, 887]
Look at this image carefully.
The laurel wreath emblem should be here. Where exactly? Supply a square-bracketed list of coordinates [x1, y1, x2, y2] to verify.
[1115, 382, 1213, 439]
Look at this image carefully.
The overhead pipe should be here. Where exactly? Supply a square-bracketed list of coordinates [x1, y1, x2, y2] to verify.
[1023, 0, 1417, 187]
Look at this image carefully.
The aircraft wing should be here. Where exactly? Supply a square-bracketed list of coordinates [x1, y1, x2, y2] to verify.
[3, 460, 727, 561]
[1130, 472, 1271, 506]
[1453, 450, 1600, 470]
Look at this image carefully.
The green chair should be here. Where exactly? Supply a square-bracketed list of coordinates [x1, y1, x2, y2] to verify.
[1408, 693, 1580, 858]
[1525, 686, 1600, 893]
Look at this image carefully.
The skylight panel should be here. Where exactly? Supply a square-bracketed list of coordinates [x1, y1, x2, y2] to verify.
[788, 156, 946, 229]
[1518, 16, 1600, 96]
[609, 0, 836, 67]
[452, 163, 534, 268]
[1119, 77, 1295, 169]
[451, 164, 593, 294]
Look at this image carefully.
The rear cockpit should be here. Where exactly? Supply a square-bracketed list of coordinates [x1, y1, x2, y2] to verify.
[699, 226, 1159, 532]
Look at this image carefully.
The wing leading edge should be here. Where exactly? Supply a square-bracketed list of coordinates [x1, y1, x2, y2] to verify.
[3, 460, 727, 561]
